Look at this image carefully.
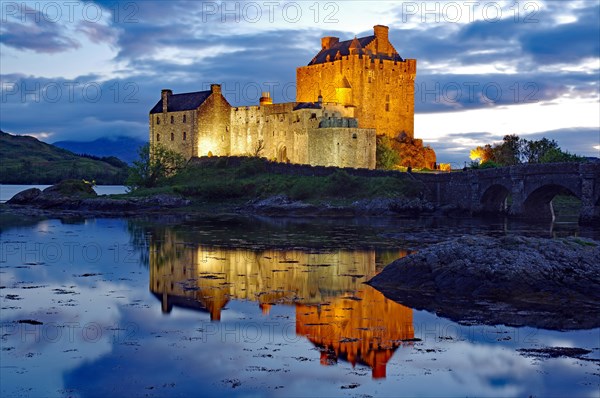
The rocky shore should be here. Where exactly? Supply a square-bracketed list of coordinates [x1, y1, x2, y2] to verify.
[6, 182, 190, 216]
[368, 235, 600, 330]
[6, 182, 443, 217]
[242, 195, 438, 216]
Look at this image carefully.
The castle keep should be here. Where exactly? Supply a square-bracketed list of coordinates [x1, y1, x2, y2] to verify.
[150, 25, 428, 170]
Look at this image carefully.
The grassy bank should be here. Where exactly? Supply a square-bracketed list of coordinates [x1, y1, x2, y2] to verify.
[0, 131, 129, 185]
[129, 157, 423, 204]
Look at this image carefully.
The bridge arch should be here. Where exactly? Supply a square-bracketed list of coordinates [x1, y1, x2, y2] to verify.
[521, 183, 580, 221]
[480, 184, 511, 213]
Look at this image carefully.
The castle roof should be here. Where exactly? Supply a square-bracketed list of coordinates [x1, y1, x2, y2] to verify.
[308, 35, 403, 65]
[293, 102, 322, 110]
[149, 90, 211, 114]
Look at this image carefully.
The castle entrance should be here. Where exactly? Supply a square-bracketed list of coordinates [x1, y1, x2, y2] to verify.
[277, 146, 288, 163]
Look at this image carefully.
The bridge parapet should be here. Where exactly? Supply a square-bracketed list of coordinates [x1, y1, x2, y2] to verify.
[413, 162, 600, 223]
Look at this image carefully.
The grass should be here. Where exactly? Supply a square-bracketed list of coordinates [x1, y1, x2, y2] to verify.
[0, 131, 129, 185]
[132, 157, 423, 204]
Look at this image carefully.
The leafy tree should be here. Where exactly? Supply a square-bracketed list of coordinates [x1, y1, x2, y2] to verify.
[127, 143, 186, 190]
[539, 147, 583, 163]
[376, 135, 400, 169]
[470, 135, 583, 167]
[492, 134, 521, 165]
[521, 137, 558, 163]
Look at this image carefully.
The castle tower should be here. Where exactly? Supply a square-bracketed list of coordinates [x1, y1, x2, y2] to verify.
[296, 25, 416, 139]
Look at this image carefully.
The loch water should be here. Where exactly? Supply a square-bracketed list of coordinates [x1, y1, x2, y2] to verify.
[1, 214, 599, 397]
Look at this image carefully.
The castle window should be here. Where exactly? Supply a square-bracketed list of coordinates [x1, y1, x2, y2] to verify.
[352, 133, 357, 139]
[183, 115, 187, 123]
[368, 76, 372, 83]
[385, 103, 390, 112]
[183, 131, 186, 141]
[157, 117, 160, 125]
[170, 132, 174, 141]
[311, 113, 316, 119]
[171, 116, 174, 124]
[156, 133, 160, 142]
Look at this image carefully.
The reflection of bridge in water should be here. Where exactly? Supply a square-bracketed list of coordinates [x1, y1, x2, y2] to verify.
[149, 233, 413, 378]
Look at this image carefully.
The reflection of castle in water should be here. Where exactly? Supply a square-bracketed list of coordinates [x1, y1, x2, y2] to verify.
[149, 232, 413, 378]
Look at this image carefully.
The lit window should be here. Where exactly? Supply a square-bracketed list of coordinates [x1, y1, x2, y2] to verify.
[183, 132, 186, 141]
[170, 133, 174, 141]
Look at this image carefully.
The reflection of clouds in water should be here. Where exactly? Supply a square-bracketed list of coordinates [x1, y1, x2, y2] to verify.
[1, 281, 132, 396]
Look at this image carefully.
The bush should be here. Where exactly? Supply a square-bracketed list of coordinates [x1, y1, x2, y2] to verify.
[289, 180, 314, 200]
[325, 170, 360, 196]
[376, 136, 400, 169]
[236, 158, 267, 177]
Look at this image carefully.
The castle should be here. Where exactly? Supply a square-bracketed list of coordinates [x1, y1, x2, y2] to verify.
[150, 25, 432, 170]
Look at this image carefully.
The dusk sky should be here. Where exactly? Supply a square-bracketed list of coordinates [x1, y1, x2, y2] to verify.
[1, 0, 599, 166]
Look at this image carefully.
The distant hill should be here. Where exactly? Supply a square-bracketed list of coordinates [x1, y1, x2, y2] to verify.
[0, 131, 129, 184]
[53, 136, 147, 164]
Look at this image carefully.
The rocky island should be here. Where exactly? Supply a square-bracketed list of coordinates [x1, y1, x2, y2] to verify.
[368, 235, 600, 330]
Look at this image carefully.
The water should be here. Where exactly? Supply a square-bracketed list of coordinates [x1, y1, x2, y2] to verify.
[0, 184, 128, 203]
[0, 215, 598, 397]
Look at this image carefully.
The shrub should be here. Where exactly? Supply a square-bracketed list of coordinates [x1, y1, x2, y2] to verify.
[236, 158, 267, 177]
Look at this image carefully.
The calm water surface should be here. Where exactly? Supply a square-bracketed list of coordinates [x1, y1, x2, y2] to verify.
[0, 215, 598, 397]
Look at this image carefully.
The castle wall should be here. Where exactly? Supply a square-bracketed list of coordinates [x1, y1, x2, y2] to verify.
[195, 92, 231, 157]
[296, 55, 416, 139]
[307, 127, 376, 169]
[149, 109, 197, 159]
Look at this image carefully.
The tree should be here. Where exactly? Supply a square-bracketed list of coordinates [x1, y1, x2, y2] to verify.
[376, 136, 400, 169]
[470, 144, 494, 163]
[521, 137, 559, 163]
[469, 135, 584, 167]
[127, 143, 186, 190]
[492, 134, 521, 165]
[252, 139, 265, 157]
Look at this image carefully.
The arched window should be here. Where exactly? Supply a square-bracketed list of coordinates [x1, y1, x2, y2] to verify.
[171, 115, 174, 124]
[156, 133, 160, 142]
[183, 115, 187, 123]
[183, 131, 187, 141]
[157, 117, 160, 125]
[170, 133, 174, 141]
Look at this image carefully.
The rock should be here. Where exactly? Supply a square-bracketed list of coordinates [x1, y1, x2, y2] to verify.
[7, 188, 42, 204]
[42, 180, 97, 197]
[7, 181, 189, 213]
[368, 235, 600, 330]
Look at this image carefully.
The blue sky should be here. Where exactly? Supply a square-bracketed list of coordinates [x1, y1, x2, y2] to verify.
[1, 0, 598, 166]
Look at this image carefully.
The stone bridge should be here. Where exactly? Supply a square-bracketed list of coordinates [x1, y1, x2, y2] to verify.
[414, 162, 600, 223]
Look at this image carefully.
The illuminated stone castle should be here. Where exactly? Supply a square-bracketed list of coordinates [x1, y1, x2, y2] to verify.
[149, 25, 429, 169]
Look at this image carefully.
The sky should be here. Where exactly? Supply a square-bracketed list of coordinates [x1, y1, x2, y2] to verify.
[1, 0, 599, 166]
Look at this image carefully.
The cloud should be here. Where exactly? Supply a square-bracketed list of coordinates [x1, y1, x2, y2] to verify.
[0, 4, 80, 53]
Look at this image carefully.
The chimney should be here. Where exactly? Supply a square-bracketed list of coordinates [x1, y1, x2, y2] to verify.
[321, 36, 339, 50]
[259, 91, 272, 106]
[373, 25, 389, 41]
[161, 89, 172, 113]
[210, 84, 221, 94]
[373, 25, 390, 55]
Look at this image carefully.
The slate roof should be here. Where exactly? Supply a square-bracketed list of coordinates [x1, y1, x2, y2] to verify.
[149, 90, 211, 114]
[308, 35, 403, 66]
[293, 102, 322, 110]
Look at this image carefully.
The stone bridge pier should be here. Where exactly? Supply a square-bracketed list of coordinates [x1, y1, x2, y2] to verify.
[416, 162, 600, 224]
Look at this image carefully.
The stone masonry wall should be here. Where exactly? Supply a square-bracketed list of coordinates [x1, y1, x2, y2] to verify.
[296, 55, 416, 138]
[149, 109, 197, 159]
